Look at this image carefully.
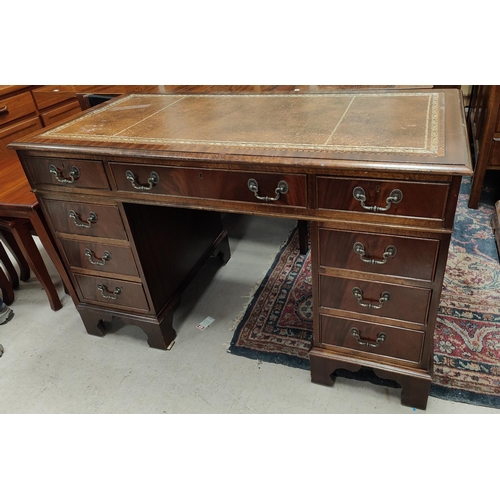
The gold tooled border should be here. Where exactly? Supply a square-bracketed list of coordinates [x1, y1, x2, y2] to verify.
[41, 93, 445, 156]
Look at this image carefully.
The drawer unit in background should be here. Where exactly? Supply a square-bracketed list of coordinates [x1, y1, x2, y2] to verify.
[30, 87, 82, 127]
[0, 86, 42, 166]
[0, 91, 37, 127]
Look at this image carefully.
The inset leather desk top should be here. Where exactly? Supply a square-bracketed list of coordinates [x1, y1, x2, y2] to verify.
[12, 90, 472, 175]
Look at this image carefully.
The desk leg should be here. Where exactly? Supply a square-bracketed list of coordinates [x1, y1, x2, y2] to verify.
[309, 349, 431, 410]
[78, 305, 177, 351]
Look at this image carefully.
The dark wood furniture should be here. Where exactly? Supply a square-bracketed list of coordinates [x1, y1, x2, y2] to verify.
[10, 90, 471, 409]
[467, 85, 500, 208]
[0, 240, 15, 304]
[493, 201, 500, 259]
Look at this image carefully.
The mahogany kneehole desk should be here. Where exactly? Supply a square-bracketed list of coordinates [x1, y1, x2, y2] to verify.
[10, 91, 472, 410]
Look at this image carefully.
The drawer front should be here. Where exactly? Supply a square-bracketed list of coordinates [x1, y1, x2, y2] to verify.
[59, 238, 138, 277]
[488, 139, 500, 166]
[23, 156, 109, 190]
[316, 176, 449, 220]
[40, 100, 81, 127]
[319, 275, 431, 325]
[320, 315, 424, 364]
[43, 199, 128, 240]
[110, 162, 307, 207]
[0, 91, 37, 127]
[318, 228, 440, 281]
[0, 116, 42, 165]
[75, 274, 149, 312]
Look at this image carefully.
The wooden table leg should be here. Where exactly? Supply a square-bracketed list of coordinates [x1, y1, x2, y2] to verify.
[0, 229, 30, 282]
[0, 239, 19, 289]
[28, 209, 78, 306]
[0, 266, 14, 305]
[9, 219, 62, 311]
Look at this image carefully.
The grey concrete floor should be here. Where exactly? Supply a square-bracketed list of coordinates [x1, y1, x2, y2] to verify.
[0, 213, 498, 414]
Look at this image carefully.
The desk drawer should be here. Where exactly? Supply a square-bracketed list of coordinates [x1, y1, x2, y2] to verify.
[23, 157, 109, 190]
[318, 228, 440, 281]
[0, 117, 42, 164]
[319, 275, 431, 325]
[0, 91, 37, 127]
[43, 199, 128, 240]
[316, 176, 449, 220]
[319, 315, 424, 364]
[40, 100, 81, 127]
[59, 238, 138, 277]
[75, 274, 149, 312]
[110, 162, 307, 207]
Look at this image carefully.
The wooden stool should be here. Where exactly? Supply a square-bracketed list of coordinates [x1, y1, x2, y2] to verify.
[0, 217, 62, 311]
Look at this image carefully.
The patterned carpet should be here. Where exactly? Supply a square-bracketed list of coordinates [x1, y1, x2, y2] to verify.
[229, 173, 500, 408]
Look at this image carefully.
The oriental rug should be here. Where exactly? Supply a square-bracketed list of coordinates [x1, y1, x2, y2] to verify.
[229, 174, 500, 408]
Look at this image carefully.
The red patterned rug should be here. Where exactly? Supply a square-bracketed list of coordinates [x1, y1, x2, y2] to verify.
[229, 173, 500, 408]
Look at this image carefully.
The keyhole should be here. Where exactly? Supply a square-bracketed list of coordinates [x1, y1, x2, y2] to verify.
[376, 185, 381, 193]
[199, 173, 203, 179]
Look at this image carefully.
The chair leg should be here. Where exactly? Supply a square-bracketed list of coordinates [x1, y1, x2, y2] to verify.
[9, 219, 62, 311]
[0, 229, 30, 282]
[29, 209, 78, 306]
[0, 239, 19, 289]
[0, 266, 14, 305]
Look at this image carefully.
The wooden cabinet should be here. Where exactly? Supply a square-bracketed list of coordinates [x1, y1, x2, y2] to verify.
[467, 85, 500, 208]
[0, 86, 42, 166]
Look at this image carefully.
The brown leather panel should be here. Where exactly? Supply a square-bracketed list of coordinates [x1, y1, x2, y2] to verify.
[41, 93, 445, 156]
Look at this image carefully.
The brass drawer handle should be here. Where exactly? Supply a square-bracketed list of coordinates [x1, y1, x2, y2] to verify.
[69, 210, 98, 228]
[353, 242, 397, 265]
[353, 186, 403, 212]
[350, 327, 387, 348]
[352, 287, 391, 309]
[0, 105, 8, 114]
[125, 170, 159, 190]
[247, 178, 288, 202]
[97, 284, 122, 299]
[49, 164, 80, 184]
[84, 248, 111, 266]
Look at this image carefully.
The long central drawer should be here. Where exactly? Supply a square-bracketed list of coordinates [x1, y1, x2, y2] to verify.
[110, 162, 307, 207]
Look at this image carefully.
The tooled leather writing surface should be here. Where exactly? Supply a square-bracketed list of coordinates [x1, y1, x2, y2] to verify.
[41, 93, 444, 155]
